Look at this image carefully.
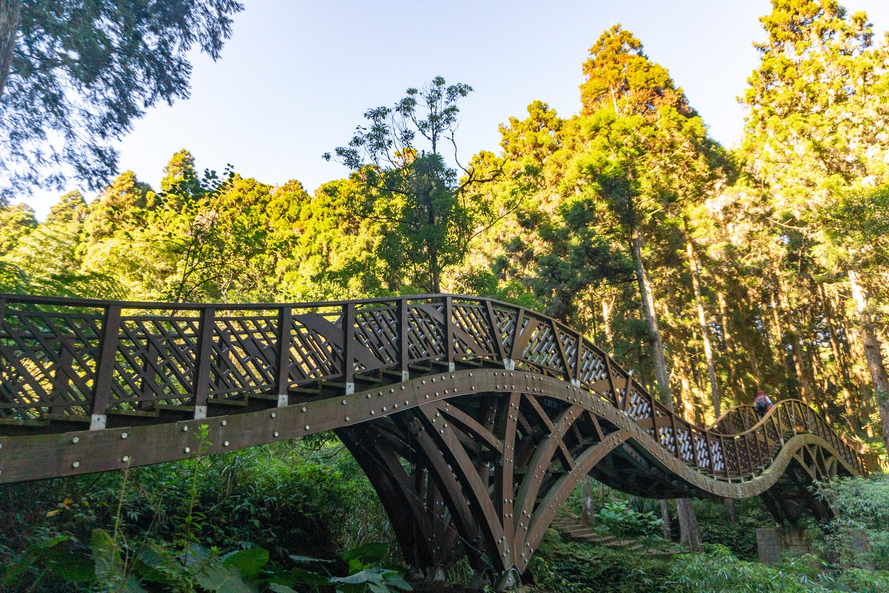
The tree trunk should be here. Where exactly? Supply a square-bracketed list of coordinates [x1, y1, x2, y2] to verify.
[677, 498, 703, 552]
[660, 500, 672, 541]
[581, 477, 595, 526]
[823, 287, 859, 431]
[776, 273, 811, 402]
[843, 314, 877, 437]
[717, 291, 737, 397]
[0, 0, 21, 101]
[725, 498, 737, 524]
[848, 270, 889, 451]
[629, 222, 703, 550]
[685, 235, 721, 417]
[630, 223, 670, 401]
[601, 294, 615, 348]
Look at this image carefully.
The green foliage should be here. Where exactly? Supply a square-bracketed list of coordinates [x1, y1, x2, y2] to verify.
[281, 543, 412, 593]
[595, 500, 664, 544]
[693, 497, 773, 560]
[814, 474, 889, 571]
[668, 545, 832, 592]
[325, 76, 498, 294]
[528, 538, 669, 592]
[0, 202, 37, 256]
[0, 0, 244, 195]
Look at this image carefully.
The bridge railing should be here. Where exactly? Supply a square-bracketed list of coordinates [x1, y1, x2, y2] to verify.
[0, 292, 865, 478]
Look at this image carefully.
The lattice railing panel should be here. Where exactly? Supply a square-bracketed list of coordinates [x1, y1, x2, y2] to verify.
[0, 310, 104, 418]
[626, 388, 651, 423]
[577, 347, 607, 387]
[518, 320, 566, 375]
[492, 306, 518, 358]
[694, 432, 711, 469]
[288, 313, 343, 384]
[452, 303, 498, 358]
[354, 306, 399, 368]
[558, 329, 578, 378]
[407, 304, 446, 363]
[110, 316, 199, 408]
[209, 314, 278, 400]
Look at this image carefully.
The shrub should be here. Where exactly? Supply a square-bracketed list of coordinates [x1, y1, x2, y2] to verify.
[814, 474, 889, 571]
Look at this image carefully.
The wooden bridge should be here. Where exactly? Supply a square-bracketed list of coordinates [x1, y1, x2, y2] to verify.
[0, 293, 867, 585]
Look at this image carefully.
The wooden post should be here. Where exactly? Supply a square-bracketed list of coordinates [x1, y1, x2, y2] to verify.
[344, 303, 355, 393]
[90, 305, 121, 430]
[193, 308, 215, 419]
[275, 307, 292, 406]
[444, 297, 454, 371]
[398, 299, 410, 381]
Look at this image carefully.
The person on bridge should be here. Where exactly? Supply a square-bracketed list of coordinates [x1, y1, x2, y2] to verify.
[754, 390, 773, 419]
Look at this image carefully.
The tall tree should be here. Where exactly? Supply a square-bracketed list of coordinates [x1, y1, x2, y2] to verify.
[743, 0, 889, 446]
[0, 0, 243, 196]
[325, 76, 492, 294]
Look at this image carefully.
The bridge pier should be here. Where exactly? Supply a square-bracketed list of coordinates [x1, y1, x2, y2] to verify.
[756, 527, 812, 564]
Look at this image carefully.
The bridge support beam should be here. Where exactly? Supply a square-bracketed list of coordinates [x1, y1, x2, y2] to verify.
[338, 387, 632, 588]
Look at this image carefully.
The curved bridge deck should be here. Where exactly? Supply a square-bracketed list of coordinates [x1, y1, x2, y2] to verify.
[0, 293, 867, 582]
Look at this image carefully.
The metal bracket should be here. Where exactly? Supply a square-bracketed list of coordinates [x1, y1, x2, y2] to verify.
[89, 414, 106, 431]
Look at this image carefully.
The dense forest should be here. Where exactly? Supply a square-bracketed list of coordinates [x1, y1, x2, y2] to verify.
[3, 0, 887, 456]
[1, 0, 889, 590]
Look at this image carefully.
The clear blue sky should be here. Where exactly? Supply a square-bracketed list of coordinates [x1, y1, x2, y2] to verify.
[22, 0, 889, 218]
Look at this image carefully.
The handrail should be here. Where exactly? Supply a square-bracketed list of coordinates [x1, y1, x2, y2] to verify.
[713, 402, 870, 453]
[0, 292, 867, 480]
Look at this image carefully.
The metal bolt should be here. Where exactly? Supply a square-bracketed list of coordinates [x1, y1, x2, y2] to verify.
[184, 447, 191, 453]
[271, 412, 276, 418]
[273, 431, 279, 437]
[121, 433, 128, 439]
[342, 399, 348, 405]
[382, 407, 387, 412]
[301, 406, 307, 412]
[122, 456, 130, 462]
[304, 425, 310, 430]
[224, 441, 229, 447]
[370, 410, 375, 415]
[72, 437, 79, 444]
[182, 426, 189, 432]
[221, 420, 227, 426]
[72, 461, 80, 468]
[345, 416, 350, 422]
